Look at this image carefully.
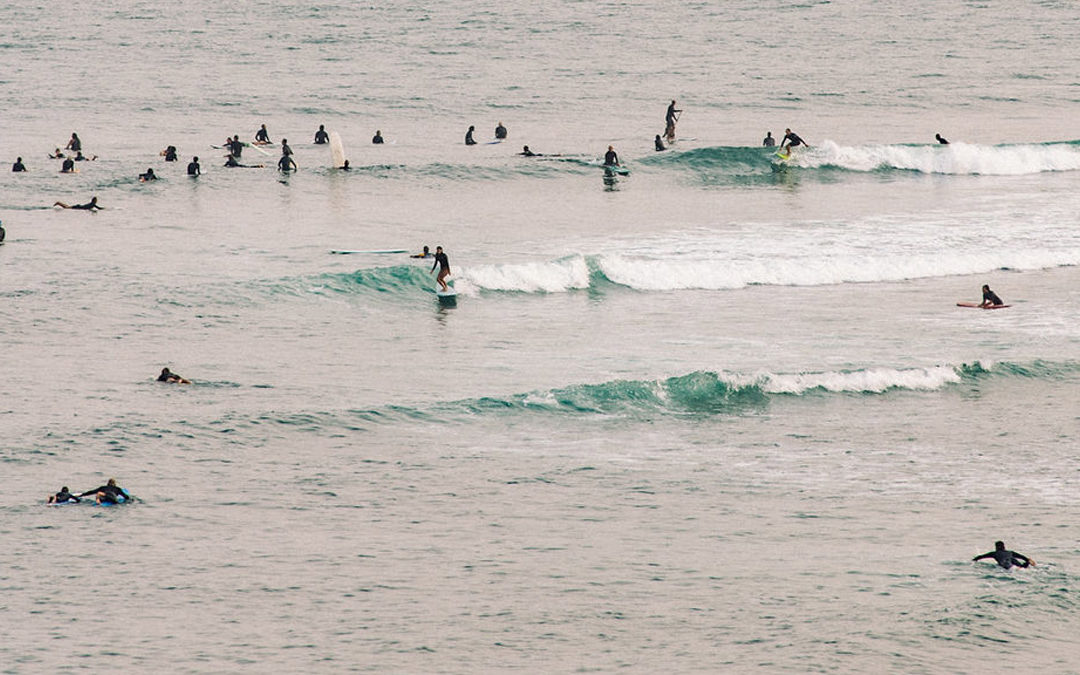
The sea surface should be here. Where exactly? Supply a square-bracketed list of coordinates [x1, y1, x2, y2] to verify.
[2, 1, 1079, 672]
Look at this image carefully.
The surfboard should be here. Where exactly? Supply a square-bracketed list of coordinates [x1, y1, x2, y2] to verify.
[603, 164, 630, 176]
[330, 132, 346, 169]
[330, 249, 408, 255]
[436, 286, 457, 297]
[957, 302, 1011, 309]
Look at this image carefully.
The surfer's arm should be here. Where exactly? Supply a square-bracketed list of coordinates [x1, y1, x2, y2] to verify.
[972, 552, 993, 562]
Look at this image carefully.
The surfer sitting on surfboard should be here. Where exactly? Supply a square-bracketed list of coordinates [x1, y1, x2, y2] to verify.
[254, 124, 271, 145]
[980, 284, 1003, 308]
[432, 246, 451, 291]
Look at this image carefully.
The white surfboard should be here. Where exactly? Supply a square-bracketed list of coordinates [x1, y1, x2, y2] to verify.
[329, 132, 346, 169]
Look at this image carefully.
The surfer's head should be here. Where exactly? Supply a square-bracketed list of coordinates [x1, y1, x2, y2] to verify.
[982, 284, 990, 292]
[107, 478, 117, 487]
[994, 541, 1005, 550]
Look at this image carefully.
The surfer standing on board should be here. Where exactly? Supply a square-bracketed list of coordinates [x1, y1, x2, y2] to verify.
[781, 128, 806, 149]
[432, 246, 450, 292]
[665, 100, 681, 142]
[979, 284, 1003, 307]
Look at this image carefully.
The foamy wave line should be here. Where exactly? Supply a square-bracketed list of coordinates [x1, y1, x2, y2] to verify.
[792, 140, 1080, 175]
[757, 366, 961, 394]
[454, 248, 1080, 294]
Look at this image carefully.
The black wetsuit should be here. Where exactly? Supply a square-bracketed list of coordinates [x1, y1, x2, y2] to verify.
[71, 201, 101, 211]
[67, 137, 81, 152]
[281, 141, 293, 157]
[983, 289, 1003, 306]
[520, 148, 537, 157]
[79, 485, 127, 503]
[12, 160, 26, 172]
[372, 133, 384, 144]
[187, 160, 200, 176]
[255, 127, 270, 143]
[936, 134, 950, 145]
[604, 149, 619, 166]
[61, 159, 75, 172]
[782, 132, 806, 148]
[465, 129, 476, 146]
[432, 252, 449, 273]
[229, 138, 243, 158]
[278, 155, 296, 172]
[164, 147, 178, 162]
[763, 135, 776, 147]
[52, 490, 80, 504]
[655, 136, 665, 151]
[139, 170, 157, 181]
[495, 125, 507, 140]
[666, 104, 680, 128]
[974, 547, 1031, 569]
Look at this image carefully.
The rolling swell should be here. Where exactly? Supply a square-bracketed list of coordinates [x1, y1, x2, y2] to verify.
[23, 361, 1079, 456]
[644, 140, 1080, 183]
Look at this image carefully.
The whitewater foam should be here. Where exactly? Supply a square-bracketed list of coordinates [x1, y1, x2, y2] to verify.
[796, 140, 1080, 175]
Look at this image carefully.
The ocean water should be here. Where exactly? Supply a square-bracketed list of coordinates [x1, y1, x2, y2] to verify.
[2, 1, 1080, 672]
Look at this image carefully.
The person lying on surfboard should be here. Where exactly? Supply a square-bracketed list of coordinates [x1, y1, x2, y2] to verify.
[411, 246, 432, 259]
[980, 284, 1003, 308]
[973, 541, 1034, 569]
[157, 367, 191, 384]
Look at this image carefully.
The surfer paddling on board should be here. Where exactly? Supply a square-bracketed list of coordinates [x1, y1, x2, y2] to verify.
[411, 245, 432, 259]
[431, 246, 451, 292]
[665, 100, 682, 143]
[973, 541, 1034, 569]
[936, 133, 950, 145]
[979, 284, 1003, 308]
[47, 486, 80, 504]
[157, 367, 191, 384]
[224, 156, 263, 168]
[53, 197, 102, 211]
[78, 478, 129, 505]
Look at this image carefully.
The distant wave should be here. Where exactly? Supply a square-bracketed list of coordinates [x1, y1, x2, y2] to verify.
[646, 140, 1080, 178]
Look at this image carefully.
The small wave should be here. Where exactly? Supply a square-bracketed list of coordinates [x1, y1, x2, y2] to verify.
[429, 360, 1079, 420]
[789, 139, 1080, 175]
[645, 140, 1080, 179]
